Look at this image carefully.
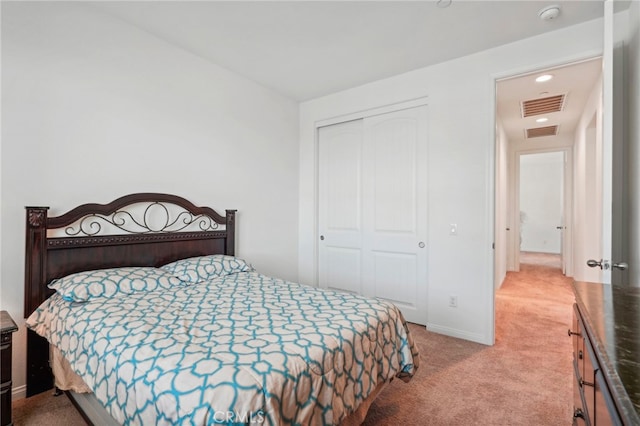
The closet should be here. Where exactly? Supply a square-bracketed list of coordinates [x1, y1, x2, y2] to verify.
[318, 105, 428, 325]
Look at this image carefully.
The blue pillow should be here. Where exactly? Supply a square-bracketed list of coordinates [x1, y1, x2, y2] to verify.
[48, 267, 184, 302]
[160, 255, 253, 283]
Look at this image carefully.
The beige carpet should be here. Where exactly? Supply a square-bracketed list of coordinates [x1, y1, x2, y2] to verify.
[13, 252, 573, 425]
[364, 252, 573, 425]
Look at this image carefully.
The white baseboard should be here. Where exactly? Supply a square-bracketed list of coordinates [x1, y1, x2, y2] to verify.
[12, 384, 27, 400]
[427, 323, 491, 345]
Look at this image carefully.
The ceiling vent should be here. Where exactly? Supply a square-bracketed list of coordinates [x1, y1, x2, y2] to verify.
[526, 125, 559, 138]
[521, 94, 565, 117]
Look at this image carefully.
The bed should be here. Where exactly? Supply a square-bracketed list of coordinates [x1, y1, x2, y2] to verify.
[23, 193, 419, 425]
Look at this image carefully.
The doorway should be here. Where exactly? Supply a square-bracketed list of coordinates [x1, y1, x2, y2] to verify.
[518, 151, 567, 272]
[494, 57, 602, 291]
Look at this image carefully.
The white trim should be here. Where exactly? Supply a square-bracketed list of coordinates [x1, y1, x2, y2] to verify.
[12, 384, 26, 400]
[311, 119, 320, 288]
[493, 51, 603, 83]
[565, 148, 575, 277]
[510, 146, 521, 272]
[427, 323, 487, 345]
[314, 96, 429, 129]
[601, 0, 614, 284]
[486, 74, 497, 346]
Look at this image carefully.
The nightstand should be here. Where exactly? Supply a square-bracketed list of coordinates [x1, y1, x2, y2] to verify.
[1, 311, 18, 426]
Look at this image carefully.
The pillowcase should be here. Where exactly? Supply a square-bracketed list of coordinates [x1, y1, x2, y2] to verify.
[160, 255, 253, 283]
[48, 267, 184, 302]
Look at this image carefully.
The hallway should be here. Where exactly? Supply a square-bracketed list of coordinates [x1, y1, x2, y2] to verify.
[519, 251, 564, 269]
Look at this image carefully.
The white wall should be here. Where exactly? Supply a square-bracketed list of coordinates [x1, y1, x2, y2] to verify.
[1, 2, 299, 397]
[299, 19, 603, 345]
[519, 152, 564, 254]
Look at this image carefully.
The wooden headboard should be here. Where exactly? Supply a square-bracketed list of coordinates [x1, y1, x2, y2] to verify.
[24, 193, 236, 396]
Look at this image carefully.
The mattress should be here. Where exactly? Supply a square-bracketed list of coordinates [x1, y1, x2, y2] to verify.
[27, 270, 419, 425]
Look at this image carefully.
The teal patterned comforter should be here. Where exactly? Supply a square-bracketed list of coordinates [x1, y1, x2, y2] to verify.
[27, 271, 419, 425]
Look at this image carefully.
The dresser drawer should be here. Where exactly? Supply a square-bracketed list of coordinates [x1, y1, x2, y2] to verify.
[571, 300, 628, 426]
[1, 338, 13, 426]
[0, 333, 10, 345]
[1, 310, 18, 426]
[0, 335, 11, 384]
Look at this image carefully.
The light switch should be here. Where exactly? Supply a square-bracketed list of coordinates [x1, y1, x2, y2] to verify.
[449, 224, 457, 235]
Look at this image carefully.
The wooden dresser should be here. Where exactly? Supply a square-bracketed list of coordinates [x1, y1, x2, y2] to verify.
[571, 282, 640, 425]
[1, 311, 18, 426]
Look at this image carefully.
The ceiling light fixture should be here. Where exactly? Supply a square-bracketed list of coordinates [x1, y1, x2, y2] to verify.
[536, 74, 554, 83]
[538, 5, 561, 21]
[436, 0, 452, 8]
[536, 117, 549, 123]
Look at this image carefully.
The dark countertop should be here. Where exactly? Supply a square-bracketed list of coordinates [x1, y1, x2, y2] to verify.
[0, 310, 18, 334]
[573, 281, 640, 424]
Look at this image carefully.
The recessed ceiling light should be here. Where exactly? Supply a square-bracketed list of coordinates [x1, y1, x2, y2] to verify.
[536, 74, 554, 83]
[536, 117, 549, 123]
[436, 0, 452, 8]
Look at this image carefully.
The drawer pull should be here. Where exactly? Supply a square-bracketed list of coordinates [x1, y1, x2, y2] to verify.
[568, 329, 580, 337]
[578, 350, 583, 360]
[580, 379, 595, 388]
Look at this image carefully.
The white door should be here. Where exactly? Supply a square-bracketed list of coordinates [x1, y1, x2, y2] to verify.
[561, 150, 572, 275]
[318, 106, 428, 325]
[592, 0, 628, 283]
[318, 120, 364, 295]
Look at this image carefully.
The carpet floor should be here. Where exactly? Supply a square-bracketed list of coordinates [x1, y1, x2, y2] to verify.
[13, 252, 573, 425]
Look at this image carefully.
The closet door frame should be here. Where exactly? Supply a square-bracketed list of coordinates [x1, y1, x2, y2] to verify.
[315, 97, 430, 129]
[314, 97, 429, 320]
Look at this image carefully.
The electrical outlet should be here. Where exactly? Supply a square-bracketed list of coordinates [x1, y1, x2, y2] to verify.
[449, 295, 458, 308]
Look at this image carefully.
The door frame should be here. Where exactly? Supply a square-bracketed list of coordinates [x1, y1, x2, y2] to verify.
[491, 52, 603, 345]
[491, 53, 602, 279]
[511, 147, 574, 275]
[315, 96, 430, 129]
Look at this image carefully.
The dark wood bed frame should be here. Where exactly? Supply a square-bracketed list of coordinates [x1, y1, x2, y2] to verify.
[24, 193, 236, 397]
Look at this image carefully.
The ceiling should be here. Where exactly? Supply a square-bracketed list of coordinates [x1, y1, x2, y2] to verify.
[88, 1, 612, 146]
[497, 58, 603, 143]
[91, 1, 606, 102]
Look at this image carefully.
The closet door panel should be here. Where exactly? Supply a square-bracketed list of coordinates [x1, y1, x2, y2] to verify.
[370, 118, 417, 234]
[323, 247, 361, 294]
[363, 107, 428, 325]
[371, 251, 418, 310]
[318, 120, 364, 294]
[318, 106, 428, 325]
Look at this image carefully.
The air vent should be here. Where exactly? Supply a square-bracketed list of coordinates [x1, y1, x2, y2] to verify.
[526, 125, 559, 138]
[521, 94, 565, 117]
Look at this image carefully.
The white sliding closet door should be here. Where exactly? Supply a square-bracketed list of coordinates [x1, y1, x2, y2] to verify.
[362, 107, 428, 324]
[318, 106, 428, 325]
[318, 120, 365, 295]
